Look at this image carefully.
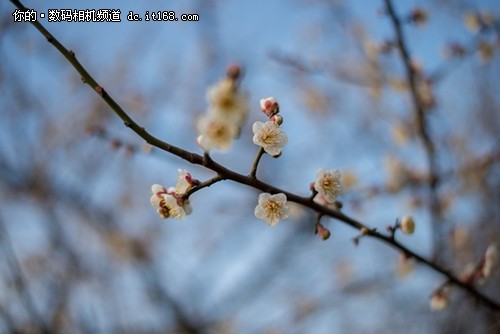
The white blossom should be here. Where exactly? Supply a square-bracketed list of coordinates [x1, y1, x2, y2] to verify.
[207, 78, 248, 127]
[400, 216, 415, 235]
[182, 199, 193, 216]
[151, 184, 166, 196]
[482, 243, 498, 278]
[150, 184, 188, 220]
[314, 169, 343, 204]
[252, 121, 288, 156]
[197, 115, 238, 151]
[313, 194, 342, 210]
[384, 155, 407, 193]
[175, 169, 193, 195]
[254, 193, 289, 227]
[196, 76, 248, 153]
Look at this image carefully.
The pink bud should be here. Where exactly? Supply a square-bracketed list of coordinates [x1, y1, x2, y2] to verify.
[196, 135, 203, 148]
[226, 63, 243, 81]
[260, 97, 280, 117]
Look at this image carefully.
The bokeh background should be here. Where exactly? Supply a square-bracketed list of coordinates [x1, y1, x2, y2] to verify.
[1, 0, 499, 333]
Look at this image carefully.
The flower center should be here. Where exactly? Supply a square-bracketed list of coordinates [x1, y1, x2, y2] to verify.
[208, 122, 229, 139]
[219, 96, 235, 109]
[260, 129, 278, 145]
[322, 174, 339, 191]
[265, 200, 281, 217]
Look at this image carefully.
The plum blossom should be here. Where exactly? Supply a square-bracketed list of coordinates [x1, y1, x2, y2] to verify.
[313, 193, 342, 210]
[207, 78, 248, 127]
[150, 184, 188, 220]
[482, 243, 497, 279]
[196, 70, 248, 153]
[254, 193, 289, 227]
[150, 174, 196, 220]
[175, 169, 194, 195]
[197, 115, 238, 152]
[314, 169, 343, 204]
[252, 121, 288, 156]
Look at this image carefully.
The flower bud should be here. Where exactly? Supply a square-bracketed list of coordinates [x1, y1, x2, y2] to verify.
[315, 223, 331, 241]
[409, 8, 428, 26]
[271, 114, 283, 125]
[400, 216, 415, 235]
[272, 152, 282, 158]
[196, 135, 204, 148]
[260, 97, 280, 117]
[397, 253, 415, 277]
[430, 291, 449, 311]
[226, 63, 242, 81]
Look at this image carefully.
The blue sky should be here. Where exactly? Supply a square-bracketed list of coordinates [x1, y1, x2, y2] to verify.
[1, 0, 499, 333]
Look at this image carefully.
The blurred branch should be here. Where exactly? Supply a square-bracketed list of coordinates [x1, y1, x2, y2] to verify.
[0, 213, 50, 334]
[139, 266, 205, 333]
[384, 0, 443, 259]
[10, 0, 500, 312]
[347, 148, 500, 202]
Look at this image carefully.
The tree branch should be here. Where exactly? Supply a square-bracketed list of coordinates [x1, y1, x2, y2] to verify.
[10, 0, 500, 312]
[384, 0, 444, 259]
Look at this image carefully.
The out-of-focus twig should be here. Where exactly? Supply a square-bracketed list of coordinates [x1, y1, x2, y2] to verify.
[384, 0, 444, 260]
[0, 212, 50, 334]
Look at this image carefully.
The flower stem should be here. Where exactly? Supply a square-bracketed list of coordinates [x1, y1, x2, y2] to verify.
[309, 189, 318, 202]
[184, 175, 224, 199]
[249, 147, 265, 178]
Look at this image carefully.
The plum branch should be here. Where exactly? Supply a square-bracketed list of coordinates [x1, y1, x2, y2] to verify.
[10, 0, 500, 312]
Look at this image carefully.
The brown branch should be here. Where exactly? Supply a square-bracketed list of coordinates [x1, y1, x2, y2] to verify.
[249, 147, 265, 178]
[184, 175, 224, 198]
[10, 0, 500, 312]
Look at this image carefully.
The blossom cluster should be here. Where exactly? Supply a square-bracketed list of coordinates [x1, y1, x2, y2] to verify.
[250, 97, 338, 230]
[196, 64, 248, 152]
[150, 169, 197, 220]
[146, 75, 500, 312]
[252, 97, 290, 226]
[251, 98, 343, 229]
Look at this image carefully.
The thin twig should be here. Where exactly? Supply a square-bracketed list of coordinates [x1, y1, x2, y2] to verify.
[184, 175, 224, 198]
[10, 0, 500, 311]
[249, 147, 265, 178]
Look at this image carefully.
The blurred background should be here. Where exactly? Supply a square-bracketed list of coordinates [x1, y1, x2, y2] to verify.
[1, 0, 499, 333]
